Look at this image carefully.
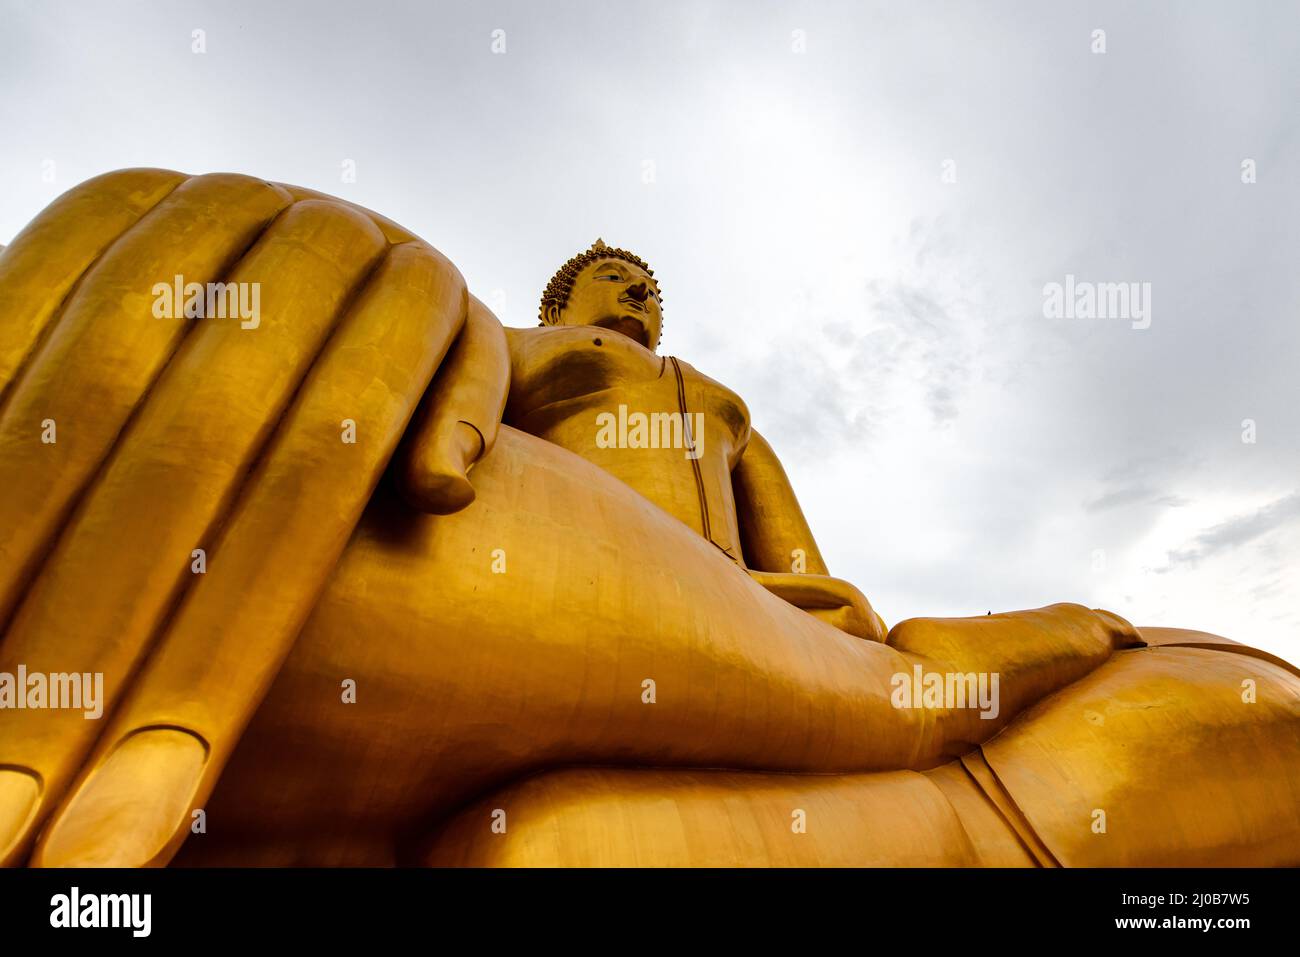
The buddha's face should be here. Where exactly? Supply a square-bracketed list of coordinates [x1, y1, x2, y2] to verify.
[547, 257, 662, 351]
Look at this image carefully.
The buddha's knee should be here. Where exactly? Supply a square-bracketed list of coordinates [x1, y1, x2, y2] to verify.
[972, 644, 1300, 866]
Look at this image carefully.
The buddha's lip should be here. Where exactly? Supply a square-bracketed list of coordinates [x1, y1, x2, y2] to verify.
[618, 298, 647, 312]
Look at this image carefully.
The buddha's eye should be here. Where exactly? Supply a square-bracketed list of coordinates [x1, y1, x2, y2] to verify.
[600, 274, 620, 281]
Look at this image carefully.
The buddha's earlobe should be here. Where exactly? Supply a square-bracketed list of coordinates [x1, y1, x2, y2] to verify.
[542, 303, 562, 326]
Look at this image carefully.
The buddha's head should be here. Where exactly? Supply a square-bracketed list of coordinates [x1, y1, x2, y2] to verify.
[539, 239, 663, 351]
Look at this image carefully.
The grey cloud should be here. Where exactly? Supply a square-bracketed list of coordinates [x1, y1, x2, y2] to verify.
[741, 216, 984, 456]
[1085, 485, 1188, 512]
[1164, 492, 1300, 569]
[1250, 578, 1285, 601]
[1085, 449, 1197, 512]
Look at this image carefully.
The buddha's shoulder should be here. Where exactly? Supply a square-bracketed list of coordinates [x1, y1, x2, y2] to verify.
[669, 357, 751, 438]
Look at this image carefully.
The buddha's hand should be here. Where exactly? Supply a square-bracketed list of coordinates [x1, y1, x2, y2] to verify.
[0, 169, 489, 867]
[395, 296, 510, 514]
[746, 570, 888, 642]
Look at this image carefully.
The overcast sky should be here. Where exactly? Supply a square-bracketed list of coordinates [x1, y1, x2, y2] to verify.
[2, 1, 1297, 661]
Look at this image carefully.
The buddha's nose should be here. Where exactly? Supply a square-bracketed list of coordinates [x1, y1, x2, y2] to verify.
[624, 280, 649, 302]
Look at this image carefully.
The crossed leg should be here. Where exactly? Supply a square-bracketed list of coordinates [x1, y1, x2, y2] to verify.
[178, 426, 1139, 865]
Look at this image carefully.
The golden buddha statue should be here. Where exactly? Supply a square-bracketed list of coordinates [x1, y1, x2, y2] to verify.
[0, 169, 1297, 868]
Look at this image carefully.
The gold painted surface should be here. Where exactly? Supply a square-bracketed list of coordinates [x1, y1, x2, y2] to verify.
[925, 760, 1041, 868]
[979, 645, 1300, 866]
[507, 328, 749, 561]
[423, 767, 981, 867]
[0, 174, 1296, 867]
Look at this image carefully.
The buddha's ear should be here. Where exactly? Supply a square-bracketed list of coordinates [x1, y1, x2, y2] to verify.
[542, 302, 562, 326]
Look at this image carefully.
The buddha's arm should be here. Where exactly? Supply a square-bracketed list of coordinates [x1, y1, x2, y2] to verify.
[732, 430, 827, 574]
[730, 432, 1138, 684]
[734, 430, 887, 641]
[728, 429, 1139, 713]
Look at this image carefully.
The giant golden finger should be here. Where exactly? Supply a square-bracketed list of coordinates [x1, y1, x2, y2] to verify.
[0, 199, 386, 865]
[0, 168, 186, 397]
[278, 184, 419, 245]
[32, 241, 466, 867]
[0, 172, 293, 626]
[398, 295, 510, 513]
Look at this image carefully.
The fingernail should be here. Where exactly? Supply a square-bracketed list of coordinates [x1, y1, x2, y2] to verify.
[33, 728, 207, 868]
[0, 767, 42, 864]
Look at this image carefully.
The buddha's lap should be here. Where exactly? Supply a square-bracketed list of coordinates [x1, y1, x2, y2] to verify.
[205, 426, 930, 836]
[201, 639, 1300, 864]
[205, 428, 1300, 858]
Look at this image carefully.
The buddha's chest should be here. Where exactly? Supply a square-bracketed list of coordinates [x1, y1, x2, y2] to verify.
[504, 327, 751, 561]
[505, 327, 749, 445]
